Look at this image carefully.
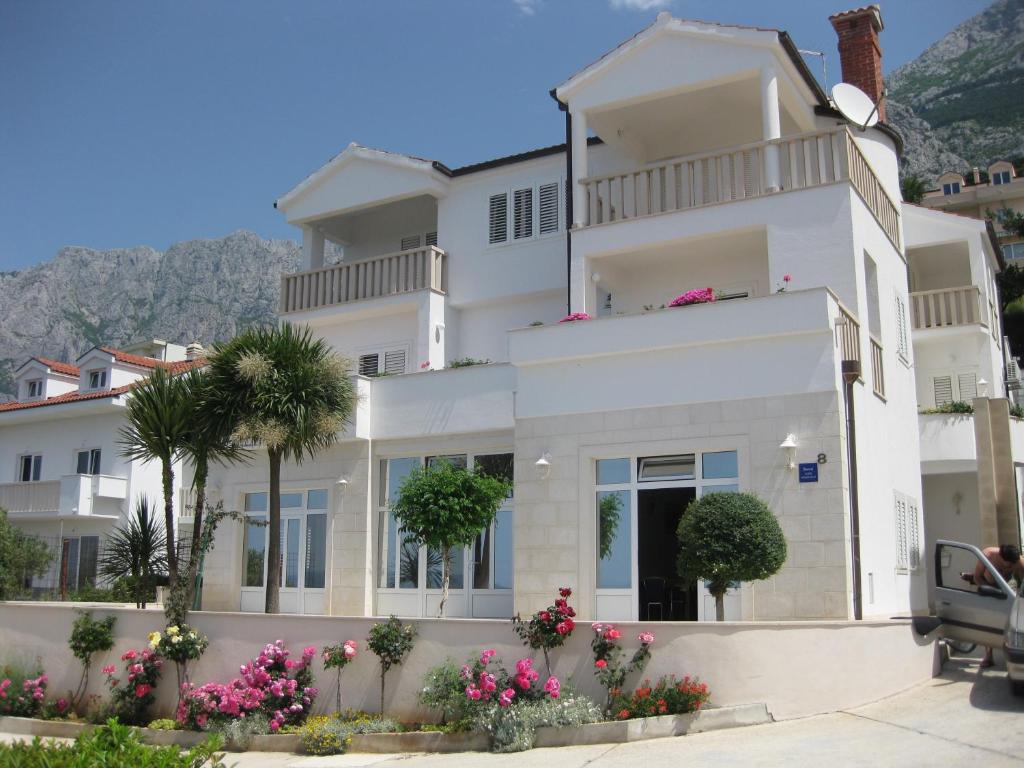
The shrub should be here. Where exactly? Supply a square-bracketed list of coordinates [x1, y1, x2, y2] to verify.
[0, 719, 226, 767]
[300, 711, 403, 756]
[920, 401, 974, 415]
[210, 712, 270, 750]
[677, 492, 786, 621]
[591, 624, 654, 714]
[0, 509, 53, 600]
[322, 639, 358, 714]
[461, 651, 560, 709]
[103, 647, 163, 725]
[474, 690, 601, 753]
[1013, 404, 1024, 419]
[68, 612, 116, 710]
[512, 586, 576, 675]
[147, 718, 179, 730]
[177, 641, 318, 733]
[419, 659, 469, 725]
[0, 662, 48, 718]
[448, 357, 492, 368]
[668, 287, 715, 307]
[367, 616, 416, 713]
[612, 675, 710, 719]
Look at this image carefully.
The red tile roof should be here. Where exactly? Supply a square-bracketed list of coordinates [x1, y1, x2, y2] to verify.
[96, 346, 206, 373]
[0, 384, 132, 413]
[34, 357, 80, 377]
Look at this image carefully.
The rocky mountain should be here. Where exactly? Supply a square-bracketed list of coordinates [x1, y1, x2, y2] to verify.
[887, 0, 1024, 183]
[0, 231, 300, 399]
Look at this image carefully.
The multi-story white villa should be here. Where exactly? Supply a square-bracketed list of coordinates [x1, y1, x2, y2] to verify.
[198, 6, 946, 623]
[0, 340, 201, 595]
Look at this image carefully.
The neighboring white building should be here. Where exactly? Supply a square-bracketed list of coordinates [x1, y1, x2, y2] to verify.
[0, 344, 201, 596]
[198, 6, 949, 624]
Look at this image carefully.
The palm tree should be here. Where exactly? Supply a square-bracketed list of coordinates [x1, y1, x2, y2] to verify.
[119, 367, 191, 585]
[99, 497, 168, 608]
[203, 323, 356, 613]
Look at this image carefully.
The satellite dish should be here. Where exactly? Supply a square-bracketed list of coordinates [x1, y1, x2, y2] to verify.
[831, 82, 881, 130]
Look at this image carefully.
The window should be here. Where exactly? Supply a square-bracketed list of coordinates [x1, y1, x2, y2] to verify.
[425, 231, 438, 247]
[489, 193, 508, 244]
[638, 455, 695, 482]
[489, 182, 563, 244]
[26, 380, 43, 399]
[958, 373, 978, 401]
[933, 376, 953, 407]
[378, 457, 420, 589]
[894, 492, 921, 571]
[18, 454, 42, 482]
[993, 170, 1011, 185]
[358, 348, 407, 377]
[87, 369, 107, 390]
[75, 448, 101, 475]
[894, 294, 909, 360]
[513, 187, 533, 240]
[942, 182, 961, 195]
[60, 536, 99, 592]
[242, 489, 327, 591]
[243, 492, 267, 587]
[538, 182, 559, 235]
[400, 234, 421, 251]
[1004, 242, 1024, 261]
[864, 253, 880, 338]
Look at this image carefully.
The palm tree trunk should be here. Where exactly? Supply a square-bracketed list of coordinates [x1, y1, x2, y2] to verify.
[162, 461, 178, 585]
[265, 448, 282, 614]
[438, 546, 451, 618]
[184, 457, 208, 614]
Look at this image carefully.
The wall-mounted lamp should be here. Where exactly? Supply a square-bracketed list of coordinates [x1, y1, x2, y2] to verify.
[435, 323, 445, 343]
[779, 434, 798, 470]
[336, 477, 349, 487]
[979, 378, 989, 397]
[535, 452, 552, 480]
[952, 490, 963, 515]
[590, 272, 602, 284]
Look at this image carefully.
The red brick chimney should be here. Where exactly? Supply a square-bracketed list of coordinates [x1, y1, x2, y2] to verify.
[829, 5, 886, 122]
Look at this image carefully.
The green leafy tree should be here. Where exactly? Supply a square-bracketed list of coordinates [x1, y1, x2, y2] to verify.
[677, 492, 787, 621]
[988, 205, 1024, 239]
[98, 497, 167, 608]
[119, 367, 191, 586]
[900, 174, 927, 204]
[202, 323, 356, 614]
[391, 461, 510, 616]
[0, 509, 53, 600]
[68, 611, 116, 710]
[367, 616, 416, 713]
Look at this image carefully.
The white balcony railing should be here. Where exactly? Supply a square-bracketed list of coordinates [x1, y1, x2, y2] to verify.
[281, 245, 446, 314]
[0, 480, 60, 514]
[580, 127, 902, 252]
[910, 286, 986, 331]
[0, 474, 127, 516]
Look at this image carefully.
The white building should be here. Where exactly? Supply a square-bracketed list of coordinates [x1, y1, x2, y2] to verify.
[196, 6, 958, 623]
[0, 343, 201, 596]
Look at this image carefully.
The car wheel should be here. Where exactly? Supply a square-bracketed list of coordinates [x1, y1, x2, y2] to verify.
[1010, 678, 1024, 697]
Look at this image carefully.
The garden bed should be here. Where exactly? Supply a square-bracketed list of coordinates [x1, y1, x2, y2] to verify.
[0, 702, 770, 754]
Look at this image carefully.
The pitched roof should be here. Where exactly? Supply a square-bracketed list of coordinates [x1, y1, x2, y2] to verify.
[98, 346, 162, 369]
[0, 384, 132, 413]
[19, 357, 80, 377]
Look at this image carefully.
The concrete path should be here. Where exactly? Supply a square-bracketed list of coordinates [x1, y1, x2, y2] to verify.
[3, 658, 1023, 766]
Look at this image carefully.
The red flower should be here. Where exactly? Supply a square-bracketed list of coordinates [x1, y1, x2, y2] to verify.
[135, 684, 152, 698]
[555, 621, 571, 635]
[554, 598, 567, 610]
[539, 611, 551, 622]
[594, 659, 607, 669]
[559, 587, 572, 598]
[616, 709, 630, 720]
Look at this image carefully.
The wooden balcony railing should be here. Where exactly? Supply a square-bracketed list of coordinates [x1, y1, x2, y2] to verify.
[870, 335, 885, 399]
[0, 481, 60, 514]
[835, 302, 862, 364]
[910, 286, 986, 331]
[280, 246, 446, 314]
[580, 127, 902, 252]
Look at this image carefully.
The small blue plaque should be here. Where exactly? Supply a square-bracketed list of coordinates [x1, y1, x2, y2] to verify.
[798, 463, 818, 483]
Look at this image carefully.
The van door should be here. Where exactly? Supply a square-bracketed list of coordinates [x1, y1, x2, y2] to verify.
[934, 540, 1014, 647]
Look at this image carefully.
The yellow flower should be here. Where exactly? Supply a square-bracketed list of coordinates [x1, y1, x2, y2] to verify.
[167, 626, 179, 636]
[148, 631, 162, 648]
[171, 635, 182, 644]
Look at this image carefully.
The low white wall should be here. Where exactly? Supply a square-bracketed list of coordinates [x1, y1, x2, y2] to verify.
[0, 603, 936, 722]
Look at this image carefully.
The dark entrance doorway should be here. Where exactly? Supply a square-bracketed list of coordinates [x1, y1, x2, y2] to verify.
[638, 487, 696, 621]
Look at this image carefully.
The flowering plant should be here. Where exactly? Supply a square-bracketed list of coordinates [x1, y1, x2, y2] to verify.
[591, 624, 654, 714]
[177, 640, 318, 733]
[612, 675, 709, 720]
[558, 312, 592, 323]
[104, 647, 163, 725]
[668, 287, 715, 307]
[461, 651, 561, 710]
[322, 640, 358, 713]
[776, 273, 792, 293]
[148, 624, 209, 705]
[0, 671, 48, 718]
[511, 587, 576, 676]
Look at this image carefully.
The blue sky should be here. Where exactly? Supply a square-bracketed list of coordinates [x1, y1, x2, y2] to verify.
[0, 0, 991, 271]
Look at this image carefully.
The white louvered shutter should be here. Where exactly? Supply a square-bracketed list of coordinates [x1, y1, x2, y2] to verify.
[400, 234, 421, 251]
[933, 376, 953, 407]
[539, 182, 559, 234]
[489, 193, 508, 244]
[908, 498, 921, 569]
[513, 187, 533, 240]
[425, 231, 438, 247]
[894, 494, 909, 571]
[359, 354, 379, 376]
[895, 295, 908, 359]
[383, 350, 406, 375]
[957, 373, 977, 401]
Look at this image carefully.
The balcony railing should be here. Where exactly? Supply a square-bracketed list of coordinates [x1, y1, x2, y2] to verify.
[835, 302, 861, 364]
[910, 286, 986, 331]
[580, 127, 902, 252]
[0, 480, 60, 514]
[280, 245, 447, 314]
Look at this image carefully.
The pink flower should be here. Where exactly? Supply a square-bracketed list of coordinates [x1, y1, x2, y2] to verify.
[480, 649, 496, 665]
[102, 665, 116, 675]
[303, 646, 316, 658]
[783, 274, 792, 282]
[420, 361, 431, 369]
[595, 659, 607, 669]
[285, 659, 296, 669]
[343, 644, 357, 659]
[515, 658, 533, 674]
[638, 632, 655, 644]
[544, 676, 561, 699]
[122, 650, 137, 661]
[668, 287, 715, 307]
[559, 587, 572, 598]
[606, 628, 621, 641]
[135, 683, 152, 698]
[559, 312, 592, 323]
[539, 611, 551, 622]
[498, 688, 516, 707]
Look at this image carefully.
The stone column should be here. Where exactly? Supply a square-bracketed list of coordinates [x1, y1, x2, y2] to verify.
[761, 66, 782, 193]
[302, 226, 325, 271]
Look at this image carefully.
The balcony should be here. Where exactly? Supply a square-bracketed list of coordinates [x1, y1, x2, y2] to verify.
[0, 474, 127, 518]
[580, 128, 901, 251]
[280, 245, 447, 315]
[910, 286, 987, 331]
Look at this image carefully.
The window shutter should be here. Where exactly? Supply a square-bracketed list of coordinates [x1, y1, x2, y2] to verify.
[489, 193, 508, 244]
[359, 354, 379, 376]
[958, 373, 977, 401]
[894, 494, 909, 571]
[933, 376, 953, 407]
[383, 350, 406, 375]
[908, 498, 921, 569]
[513, 187, 533, 240]
[400, 234, 421, 251]
[895, 295, 908, 359]
[425, 231, 438, 247]
[539, 182, 559, 234]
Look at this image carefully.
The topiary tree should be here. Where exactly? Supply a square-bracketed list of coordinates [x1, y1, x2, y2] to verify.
[390, 461, 510, 616]
[676, 492, 787, 621]
[367, 616, 416, 714]
[68, 611, 116, 711]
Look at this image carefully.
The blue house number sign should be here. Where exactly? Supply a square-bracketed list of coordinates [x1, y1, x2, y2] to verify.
[798, 463, 819, 483]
